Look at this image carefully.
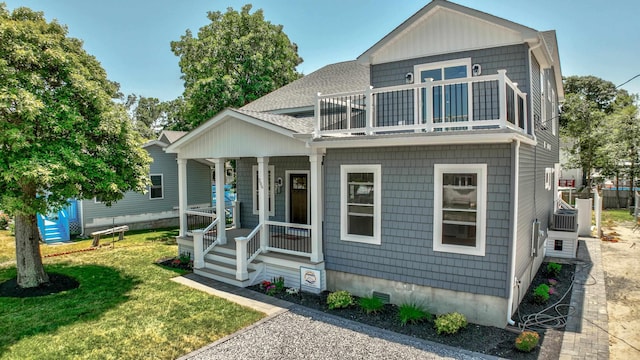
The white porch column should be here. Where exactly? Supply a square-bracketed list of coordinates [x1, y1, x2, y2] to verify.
[177, 158, 188, 238]
[257, 157, 269, 251]
[214, 158, 227, 245]
[498, 69, 507, 127]
[309, 153, 324, 262]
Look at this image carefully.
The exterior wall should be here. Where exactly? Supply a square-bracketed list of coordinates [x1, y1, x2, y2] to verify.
[82, 145, 211, 233]
[327, 270, 508, 328]
[323, 144, 513, 299]
[236, 156, 310, 229]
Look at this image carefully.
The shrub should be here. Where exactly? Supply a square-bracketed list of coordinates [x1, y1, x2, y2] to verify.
[533, 284, 550, 304]
[434, 312, 467, 335]
[398, 303, 431, 325]
[359, 296, 384, 315]
[326, 290, 354, 309]
[0, 213, 9, 230]
[272, 276, 285, 293]
[547, 262, 562, 278]
[515, 331, 540, 352]
[178, 252, 191, 264]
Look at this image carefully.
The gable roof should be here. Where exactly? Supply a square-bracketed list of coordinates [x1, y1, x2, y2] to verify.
[234, 108, 314, 134]
[358, 0, 540, 65]
[241, 61, 370, 113]
[158, 130, 187, 145]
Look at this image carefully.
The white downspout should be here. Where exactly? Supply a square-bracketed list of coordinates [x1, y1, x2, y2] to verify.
[507, 139, 521, 326]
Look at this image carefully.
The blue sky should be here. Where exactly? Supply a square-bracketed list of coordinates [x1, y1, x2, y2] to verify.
[4, 0, 640, 101]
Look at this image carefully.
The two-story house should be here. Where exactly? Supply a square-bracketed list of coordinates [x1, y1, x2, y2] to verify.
[165, 0, 564, 328]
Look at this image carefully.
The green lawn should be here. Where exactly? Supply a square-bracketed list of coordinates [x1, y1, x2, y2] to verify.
[0, 229, 264, 359]
[602, 208, 635, 225]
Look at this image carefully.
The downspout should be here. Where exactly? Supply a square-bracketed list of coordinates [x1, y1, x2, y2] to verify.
[507, 139, 521, 326]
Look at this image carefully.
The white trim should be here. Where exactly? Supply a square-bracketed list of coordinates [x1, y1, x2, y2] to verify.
[149, 174, 164, 200]
[340, 164, 382, 245]
[285, 170, 311, 225]
[252, 165, 275, 216]
[414, 58, 473, 125]
[433, 163, 486, 256]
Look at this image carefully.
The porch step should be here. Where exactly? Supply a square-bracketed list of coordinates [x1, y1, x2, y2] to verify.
[194, 266, 253, 287]
[204, 250, 263, 268]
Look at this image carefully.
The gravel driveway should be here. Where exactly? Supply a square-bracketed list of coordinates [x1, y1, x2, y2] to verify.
[179, 305, 499, 360]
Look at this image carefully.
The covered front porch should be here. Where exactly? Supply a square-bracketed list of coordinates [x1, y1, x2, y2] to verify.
[165, 109, 325, 288]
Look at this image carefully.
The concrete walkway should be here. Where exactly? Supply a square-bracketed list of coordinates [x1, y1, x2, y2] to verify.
[172, 237, 609, 359]
[559, 236, 609, 360]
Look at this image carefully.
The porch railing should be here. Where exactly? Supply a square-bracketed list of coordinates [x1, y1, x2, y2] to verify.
[185, 201, 240, 233]
[234, 221, 313, 281]
[315, 69, 528, 137]
[193, 218, 220, 269]
[234, 223, 263, 281]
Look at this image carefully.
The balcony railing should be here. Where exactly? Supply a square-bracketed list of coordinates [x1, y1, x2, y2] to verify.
[315, 70, 528, 138]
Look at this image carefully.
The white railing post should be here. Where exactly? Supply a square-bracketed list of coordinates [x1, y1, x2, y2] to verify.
[214, 158, 227, 245]
[257, 157, 269, 252]
[314, 92, 322, 138]
[177, 158, 188, 237]
[498, 70, 507, 128]
[425, 78, 434, 132]
[235, 237, 249, 281]
[365, 86, 374, 135]
[193, 229, 204, 269]
[309, 153, 324, 263]
[232, 200, 240, 228]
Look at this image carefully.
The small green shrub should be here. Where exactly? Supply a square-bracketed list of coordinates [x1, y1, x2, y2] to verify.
[178, 252, 191, 263]
[397, 303, 431, 325]
[547, 262, 562, 278]
[434, 312, 467, 335]
[272, 276, 285, 292]
[515, 330, 540, 352]
[327, 290, 354, 309]
[533, 284, 550, 304]
[359, 296, 384, 314]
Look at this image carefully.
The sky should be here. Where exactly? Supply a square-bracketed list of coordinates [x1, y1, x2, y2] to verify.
[3, 0, 640, 101]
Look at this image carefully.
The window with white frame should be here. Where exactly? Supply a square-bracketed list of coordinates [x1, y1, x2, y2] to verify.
[252, 165, 275, 216]
[551, 88, 557, 135]
[434, 164, 487, 256]
[340, 164, 381, 245]
[150, 174, 163, 199]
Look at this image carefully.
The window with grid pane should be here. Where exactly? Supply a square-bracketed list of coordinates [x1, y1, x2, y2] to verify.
[340, 165, 381, 245]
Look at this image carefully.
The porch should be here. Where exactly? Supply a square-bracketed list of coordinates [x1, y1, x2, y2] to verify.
[179, 209, 323, 287]
[314, 69, 529, 138]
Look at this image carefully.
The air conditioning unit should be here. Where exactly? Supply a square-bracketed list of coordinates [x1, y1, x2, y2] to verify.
[551, 209, 578, 232]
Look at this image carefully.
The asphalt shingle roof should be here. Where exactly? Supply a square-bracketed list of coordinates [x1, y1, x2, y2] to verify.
[233, 109, 314, 134]
[241, 60, 370, 113]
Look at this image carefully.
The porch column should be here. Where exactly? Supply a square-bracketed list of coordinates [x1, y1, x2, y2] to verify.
[214, 158, 227, 245]
[257, 156, 269, 251]
[309, 153, 324, 262]
[177, 158, 188, 238]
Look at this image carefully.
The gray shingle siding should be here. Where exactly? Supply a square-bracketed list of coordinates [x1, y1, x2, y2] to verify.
[323, 144, 512, 298]
[81, 144, 211, 229]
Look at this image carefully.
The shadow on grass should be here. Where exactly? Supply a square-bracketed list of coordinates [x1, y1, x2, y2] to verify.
[0, 263, 141, 352]
[132, 227, 180, 244]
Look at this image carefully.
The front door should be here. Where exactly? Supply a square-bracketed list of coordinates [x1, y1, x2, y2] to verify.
[289, 173, 309, 225]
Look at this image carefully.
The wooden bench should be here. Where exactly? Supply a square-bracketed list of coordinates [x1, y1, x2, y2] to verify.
[91, 225, 129, 247]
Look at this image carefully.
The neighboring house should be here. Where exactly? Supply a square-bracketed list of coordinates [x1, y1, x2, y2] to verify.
[78, 130, 213, 235]
[165, 0, 564, 328]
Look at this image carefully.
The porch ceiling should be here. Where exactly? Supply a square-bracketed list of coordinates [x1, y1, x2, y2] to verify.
[165, 109, 312, 159]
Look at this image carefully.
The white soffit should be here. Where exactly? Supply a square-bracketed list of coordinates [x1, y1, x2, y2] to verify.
[368, 7, 530, 65]
[177, 116, 310, 159]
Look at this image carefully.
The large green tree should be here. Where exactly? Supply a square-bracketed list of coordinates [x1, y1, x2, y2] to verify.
[0, 5, 151, 288]
[560, 76, 630, 188]
[171, 4, 302, 130]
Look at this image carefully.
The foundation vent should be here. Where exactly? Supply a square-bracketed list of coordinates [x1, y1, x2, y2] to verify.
[372, 291, 390, 304]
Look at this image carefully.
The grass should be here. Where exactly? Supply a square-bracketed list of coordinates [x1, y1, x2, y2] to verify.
[602, 208, 635, 225]
[0, 228, 264, 359]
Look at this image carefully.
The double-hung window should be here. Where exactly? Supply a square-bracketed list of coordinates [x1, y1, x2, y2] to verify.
[150, 174, 163, 199]
[434, 164, 486, 256]
[252, 165, 275, 216]
[340, 164, 381, 245]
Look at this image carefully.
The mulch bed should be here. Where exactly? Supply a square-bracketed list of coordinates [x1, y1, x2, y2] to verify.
[250, 262, 576, 359]
[0, 273, 79, 298]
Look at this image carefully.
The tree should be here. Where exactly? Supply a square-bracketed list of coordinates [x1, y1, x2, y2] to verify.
[560, 76, 627, 188]
[171, 4, 303, 130]
[0, 5, 151, 288]
[124, 94, 164, 139]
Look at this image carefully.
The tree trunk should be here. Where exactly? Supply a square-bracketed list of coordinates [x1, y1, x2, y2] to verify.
[15, 213, 49, 288]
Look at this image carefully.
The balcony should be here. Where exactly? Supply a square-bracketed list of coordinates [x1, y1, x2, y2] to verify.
[314, 70, 528, 138]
